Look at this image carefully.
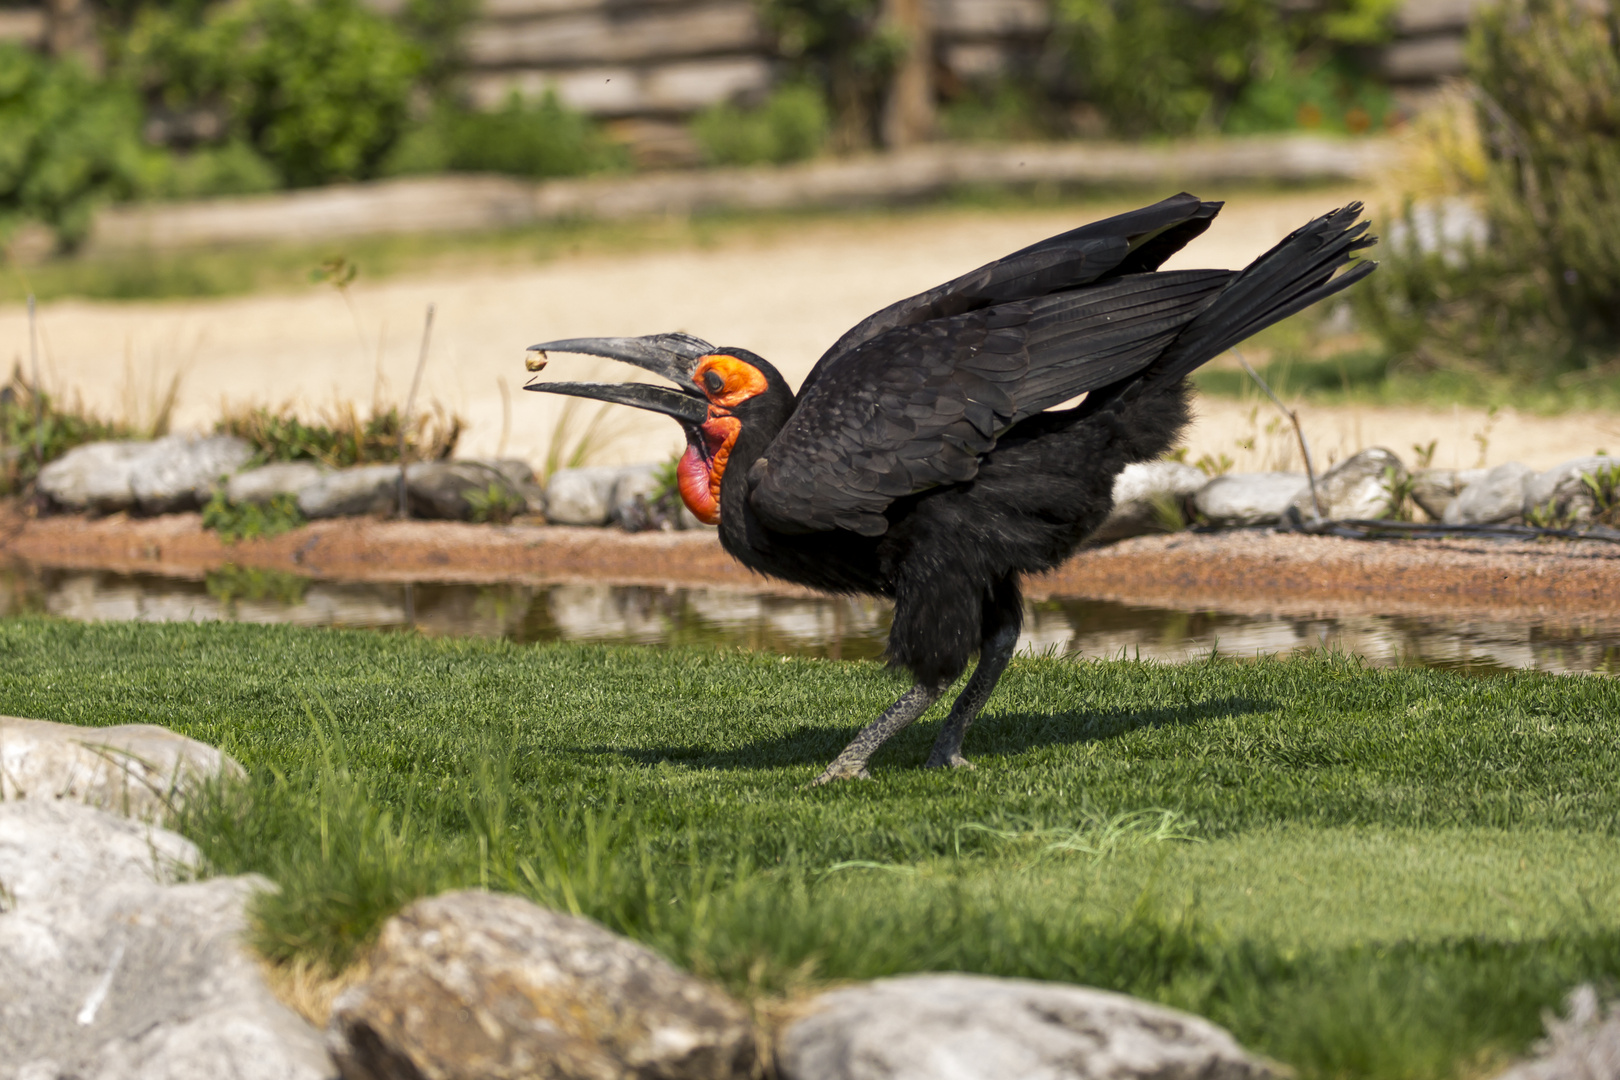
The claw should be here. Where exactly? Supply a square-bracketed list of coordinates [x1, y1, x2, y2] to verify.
[807, 764, 873, 787]
[924, 753, 975, 770]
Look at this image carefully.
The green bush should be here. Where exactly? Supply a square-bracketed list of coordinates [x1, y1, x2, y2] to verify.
[691, 83, 830, 166]
[1355, 0, 1620, 381]
[216, 401, 461, 468]
[382, 92, 622, 179]
[0, 367, 140, 496]
[149, 140, 283, 200]
[1052, 0, 1398, 137]
[754, 0, 899, 149]
[201, 490, 307, 542]
[124, 0, 424, 187]
[0, 44, 160, 247]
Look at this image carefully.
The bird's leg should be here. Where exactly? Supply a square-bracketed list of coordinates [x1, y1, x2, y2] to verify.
[925, 577, 1023, 770]
[809, 681, 946, 786]
[924, 622, 1018, 769]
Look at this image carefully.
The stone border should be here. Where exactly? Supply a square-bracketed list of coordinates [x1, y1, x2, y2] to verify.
[5, 503, 1620, 624]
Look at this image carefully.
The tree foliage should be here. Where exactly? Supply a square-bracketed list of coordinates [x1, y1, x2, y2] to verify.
[1053, 0, 1400, 136]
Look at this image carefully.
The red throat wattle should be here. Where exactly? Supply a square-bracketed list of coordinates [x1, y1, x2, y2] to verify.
[677, 414, 740, 525]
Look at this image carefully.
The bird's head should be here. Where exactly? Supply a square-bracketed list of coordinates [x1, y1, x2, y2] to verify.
[523, 333, 793, 525]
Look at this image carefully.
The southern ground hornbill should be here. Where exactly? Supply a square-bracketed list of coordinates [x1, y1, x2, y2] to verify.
[524, 193, 1375, 785]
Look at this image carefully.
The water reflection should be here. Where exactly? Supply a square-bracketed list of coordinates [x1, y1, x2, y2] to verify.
[3, 562, 1617, 675]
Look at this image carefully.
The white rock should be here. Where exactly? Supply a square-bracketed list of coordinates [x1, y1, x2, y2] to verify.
[227, 462, 328, 505]
[1491, 984, 1620, 1080]
[545, 465, 629, 526]
[132, 434, 255, 513]
[39, 436, 253, 514]
[297, 464, 402, 519]
[0, 800, 334, 1080]
[329, 889, 755, 1080]
[1411, 468, 1487, 521]
[487, 458, 547, 515]
[1288, 447, 1407, 521]
[777, 973, 1276, 1080]
[1090, 461, 1206, 543]
[1443, 462, 1536, 525]
[1523, 456, 1619, 525]
[0, 796, 199, 905]
[37, 442, 154, 513]
[0, 716, 245, 823]
[1193, 472, 1308, 527]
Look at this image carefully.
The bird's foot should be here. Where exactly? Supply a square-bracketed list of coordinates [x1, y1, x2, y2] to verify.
[807, 761, 873, 787]
[924, 751, 975, 770]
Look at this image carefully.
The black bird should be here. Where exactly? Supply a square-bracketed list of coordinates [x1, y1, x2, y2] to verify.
[525, 194, 1374, 785]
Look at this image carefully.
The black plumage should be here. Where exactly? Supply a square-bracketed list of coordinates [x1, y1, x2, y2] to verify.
[525, 193, 1375, 784]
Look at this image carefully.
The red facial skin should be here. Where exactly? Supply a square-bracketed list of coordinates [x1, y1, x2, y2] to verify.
[676, 355, 767, 525]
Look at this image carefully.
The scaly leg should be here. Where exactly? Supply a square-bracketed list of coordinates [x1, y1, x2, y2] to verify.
[926, 578, 1022, 769]
[924, 622, 1018, 769]
[809, 681, 945, 786]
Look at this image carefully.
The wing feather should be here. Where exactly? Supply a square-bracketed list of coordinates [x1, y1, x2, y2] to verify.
[748, 269, 1232, 535]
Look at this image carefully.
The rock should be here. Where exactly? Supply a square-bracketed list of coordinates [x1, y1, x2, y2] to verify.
[1090, 461, 1206, 543]
[1523, 455, 1619, 526]
[1411, 468, 1487, 521]
[1443, 462, 1536, 525]
[37, 441, 154, 513]
[777, 973, 1276, 1080]
[487, 458, 547, 515]
[329, 889, 756, 1080]
[1192, 472, 1308, 527]
[1288, 447, 1407, 521]
[1491, 984, 1620, 1080]
[0, 799, 335, 1080]
[544, 465, 624, 526]
[405, 461, 527, 521]
[227, 461, 328, 505]
[133, 435, 256, 513]
[297, 464, 402, 519]
[38, 435, 254, 514]
[0, 716, 245, 822]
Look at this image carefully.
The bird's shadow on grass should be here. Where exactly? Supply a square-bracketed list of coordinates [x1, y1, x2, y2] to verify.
[576, 695, 1275, 772]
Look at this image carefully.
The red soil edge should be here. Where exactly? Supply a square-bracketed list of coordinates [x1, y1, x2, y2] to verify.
[4, 502, 1618, 625]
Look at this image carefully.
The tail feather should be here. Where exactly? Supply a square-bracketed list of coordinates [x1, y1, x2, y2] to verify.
[1083, 203, 1376, 414]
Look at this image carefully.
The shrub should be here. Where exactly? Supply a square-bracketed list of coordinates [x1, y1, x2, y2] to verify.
[1051, 0, 1399, 137]
[0, 44, 160, 248]
[201, 490, 306, 542]
[691, 83, 830, 166]
[124, 0, 424, 187]
[0, 366, 140, 496]
[753, 0, 900, 149]
[1355, 0, 1620, 381]
[216, 401, 461, 468]
[382, 92, 622, 179]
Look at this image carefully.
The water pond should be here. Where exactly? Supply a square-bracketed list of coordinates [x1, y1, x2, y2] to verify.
[4, 562, 1617, 675]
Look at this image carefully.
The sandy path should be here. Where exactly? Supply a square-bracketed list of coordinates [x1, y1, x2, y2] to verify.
[3, 187, 1616, 471]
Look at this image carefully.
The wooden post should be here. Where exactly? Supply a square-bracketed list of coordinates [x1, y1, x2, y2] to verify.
[880, 0, 934, 148]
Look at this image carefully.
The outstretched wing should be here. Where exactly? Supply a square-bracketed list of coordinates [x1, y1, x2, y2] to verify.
[747, 269, 1233, 535]
[799, 192, 1222, 399]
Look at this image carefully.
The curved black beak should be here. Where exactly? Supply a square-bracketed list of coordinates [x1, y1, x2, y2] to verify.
[522, 332, 714, 424]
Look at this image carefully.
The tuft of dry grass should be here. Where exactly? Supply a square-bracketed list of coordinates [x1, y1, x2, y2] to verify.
[256, 953, 372, 1029]
[216, 399, 463, 468]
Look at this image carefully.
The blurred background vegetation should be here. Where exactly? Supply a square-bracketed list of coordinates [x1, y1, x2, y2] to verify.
[2, 0, 1618, 407]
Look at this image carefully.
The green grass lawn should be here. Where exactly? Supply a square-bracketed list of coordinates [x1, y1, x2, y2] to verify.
[3, 616, 1618, 1078]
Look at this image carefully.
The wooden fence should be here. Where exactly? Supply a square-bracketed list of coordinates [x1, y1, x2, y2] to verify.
[1, 0, 1487, 122]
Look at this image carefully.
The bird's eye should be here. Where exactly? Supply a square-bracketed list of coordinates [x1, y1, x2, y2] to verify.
[703, 369, 725, 395]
